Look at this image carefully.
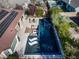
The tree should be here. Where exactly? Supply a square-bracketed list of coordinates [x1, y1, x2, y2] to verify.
[35, 7, 44, 17]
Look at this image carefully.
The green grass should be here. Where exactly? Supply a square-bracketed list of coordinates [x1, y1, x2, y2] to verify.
[7, 52, 19, 59]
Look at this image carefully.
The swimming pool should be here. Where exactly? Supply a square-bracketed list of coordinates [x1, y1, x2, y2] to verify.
[24, 17, 64, 58]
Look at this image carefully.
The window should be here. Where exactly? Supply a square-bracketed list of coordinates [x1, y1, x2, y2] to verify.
[18, 22, 20, 27]
[32, 19, 35, 23]
[17, 36, 20, 42]
[29, 19, 31, 23]
[21, 16, 23, 21]
[11, 39, 17, 51]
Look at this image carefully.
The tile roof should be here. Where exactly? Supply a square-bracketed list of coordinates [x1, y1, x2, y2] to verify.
[70, 0, 79, 8]
[0, 8, 23, 53]
[62, 0, 79, 8]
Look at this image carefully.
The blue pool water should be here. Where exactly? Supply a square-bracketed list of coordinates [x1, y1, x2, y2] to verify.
[38, 18, 61, 55]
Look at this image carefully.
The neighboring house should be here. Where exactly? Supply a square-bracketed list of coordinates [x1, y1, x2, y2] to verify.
[70, 0, 79, 12]
[57, 0, 79, 12]
[0, 8, 25, 58]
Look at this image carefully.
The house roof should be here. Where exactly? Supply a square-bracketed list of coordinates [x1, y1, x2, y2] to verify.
[70, 0, 79, 8]
[0, 8, 23, 53]
[62, 0, 79, 8]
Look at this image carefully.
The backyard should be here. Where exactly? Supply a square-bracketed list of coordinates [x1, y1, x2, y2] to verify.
[24, 18, 63, 59]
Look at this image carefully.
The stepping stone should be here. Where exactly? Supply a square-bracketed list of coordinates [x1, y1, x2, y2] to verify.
[29, 37, 37, 42]
[28, 41, 38, 46]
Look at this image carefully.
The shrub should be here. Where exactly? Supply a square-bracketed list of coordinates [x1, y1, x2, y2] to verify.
[35, 7, 44, 17]
[7, 52, 19, 59]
